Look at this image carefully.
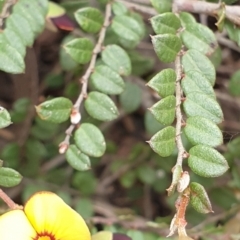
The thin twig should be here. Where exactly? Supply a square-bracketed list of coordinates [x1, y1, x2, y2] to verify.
[0, 189, 20, 210]
[174, 0, 240, 27]
[175, 54, 186, 166]
[61, 3, 112, 146]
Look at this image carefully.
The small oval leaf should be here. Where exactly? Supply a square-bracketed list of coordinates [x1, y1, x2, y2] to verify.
[152, 34, 182, 63]
[149, 126, 176, 157]
[90, 65, 125, 95]
[181, 23, 217, 55]
[75, 7, 104, 33]
[0, 167, 22, 187]
[111, 15, 144, 47]
[85, 91, 119, 121]
[147, 68, 176, 97]
[101, 44, 132, 76]
[181, 70, 215, 97]
[190, 182, 213, 214]
[188, 145, 229, 177]
[184, 116, 222, 147]
[150, 95, 176, 125]
[0, 107, 12, 128]
[74, 123, 106, 157]
[119, 82, 142, 113]
[182, 49, 216, 86]
[35, 97, 73, 123]
[64, 38, 94, 64]
[66, 145, 91, 171]
[150, 13, 181, 35]
[183, 92, 223, 124]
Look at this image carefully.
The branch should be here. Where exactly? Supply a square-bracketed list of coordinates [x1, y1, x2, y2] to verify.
[173, 0, 240, 27]
[60, 3, 112, 148]
[175, 53, 186, 166]
[0, 189, 21, 210]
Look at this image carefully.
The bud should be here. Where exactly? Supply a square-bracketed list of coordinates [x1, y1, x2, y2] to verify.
[71, 108, 81, 125]
[59, 142, 69, 154]
[177, 171, 190, 193]
[167, 214, 177, 237]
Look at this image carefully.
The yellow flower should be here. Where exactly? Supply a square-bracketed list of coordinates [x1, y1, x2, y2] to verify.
[0, 191, 91, 240]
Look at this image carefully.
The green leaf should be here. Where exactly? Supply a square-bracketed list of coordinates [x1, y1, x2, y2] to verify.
[90, 65, 125, 95]
[0, 38, 24, 73]
[150, 95, 176, 125]
[181, 70, 215, 97]
[0, 167, 22, 187]
[0, 107, 12, 128]
[225, 20, 240, 47]
[84, 91, 119, 121]
[137, 165, 156, 184]
[152, 34, 182, 63]
[182, 49, 216, 86]
[127, 230, 144, 240]
[183, 92, 223, 124]
[101, 44, 131, 76]
[74, 123, 106, 157]
[144, 111, 164, 135]
[181, 23, 217, 54]
[179, 12, 196, 27]
[150, 13, 181, 35]
[112, 2, 128, 16]
[6, 13, 34, 47]
[3, 28, 26, 57]
[119, 81, 142, 113]
[47, 1, 65, 18]
[147, 68, 176, 97]
[111, 15, 144, 47]
[229, 70, 240, 96]
[149, 126, 176, 157]
[60, 35, 79, 71]
[64, 38, 94, 64]
[150, 0, 172, 13]
[66, 145, 91, 171]
[188, 145, 229, 177]
[190, 182, 213, 213]
[35, 97, 73, 123]
[75, 7, 104, 33]
[184, 116, 223, 147]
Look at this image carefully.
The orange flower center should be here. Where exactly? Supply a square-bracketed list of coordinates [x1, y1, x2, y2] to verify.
[33, 232, 56, 240]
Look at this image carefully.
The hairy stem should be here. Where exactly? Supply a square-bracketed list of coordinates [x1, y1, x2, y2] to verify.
[62, 3, 112, 146]
[0, 189, 20, 210]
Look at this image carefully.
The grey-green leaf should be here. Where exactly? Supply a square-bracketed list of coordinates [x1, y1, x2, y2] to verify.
[84, 91, 119, 121]
[150, 13, 181, 35]
[182, 49, 216, 86]
[184, 116, 223, 147]
[190, 182, 213, 213]
[149, 126, 176, 157]
[101, 44, 131, 76]
[111, 15, 144, 47]
[150, 95, 176, 125]
[147, 68, 176, 97]
[181, 70, 215, 97]
[0, 38, 24, 73]
[35, 97, 73, 123]
[90, 65, 125, 95]
[119, 81, 142, 113]
[179, 12, 196, 27]
[229, 70, 240, 97]
[64, 38, 94, 64]
[183, 92, 223, 124]
[152, 34, 182, 63]
[181, 23, 217, 55]
[188, 145, 229, 177]
[150, 0, 172, 13]
[112, 2, 128, 16]
[74, 123, 106, 157]
[0, 167, 22, 187]
[0, 107, 12, 128]
[66, 145, 91, 171]
[75, 7, 104, 33]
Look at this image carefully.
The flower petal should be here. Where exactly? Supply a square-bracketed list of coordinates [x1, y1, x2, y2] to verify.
[0, 209, 36, 240]
[24, 191, 91, 240]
